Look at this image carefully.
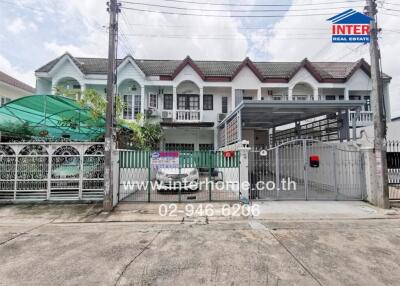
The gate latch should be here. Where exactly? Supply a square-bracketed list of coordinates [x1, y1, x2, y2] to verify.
[309, 155, 320, 168]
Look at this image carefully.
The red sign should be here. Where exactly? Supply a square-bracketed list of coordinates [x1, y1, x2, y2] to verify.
[310, 155, 320, 168]
[159, 152, 179, 157]
[223, 151, 235, 158]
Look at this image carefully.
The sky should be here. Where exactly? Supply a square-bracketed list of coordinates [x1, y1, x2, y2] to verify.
[0, 0, 399, 117]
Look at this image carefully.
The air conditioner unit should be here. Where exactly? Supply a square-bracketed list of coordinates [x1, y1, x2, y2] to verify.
[218, 113, 227, 122]
[162, 111, 173, 120]
[145, 108, 159, 117]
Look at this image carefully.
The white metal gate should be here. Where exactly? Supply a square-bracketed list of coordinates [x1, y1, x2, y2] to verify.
[0, 143, 104, 202]
[249, 139, 364, 201]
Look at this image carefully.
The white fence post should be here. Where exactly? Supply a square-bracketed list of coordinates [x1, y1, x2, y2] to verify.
[13, 155, 18, 201]
[47, 154, 52, 200]
[79, 153, 84, 200]
[238, 146, 250, 202]
[360, 146, 378, 205]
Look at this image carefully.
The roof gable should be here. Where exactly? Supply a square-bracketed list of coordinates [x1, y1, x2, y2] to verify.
[231, 57, 263, 81]
[171, 56, 205, 80]
[345, 58, 371, 80]
[289, 59, 322, 82]
[117, 55, 146, 78]
[44, 52, 84, 77]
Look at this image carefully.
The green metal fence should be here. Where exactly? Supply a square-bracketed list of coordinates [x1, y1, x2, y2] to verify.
[119, 150, 239, 169]
[118, 150, 241, 202]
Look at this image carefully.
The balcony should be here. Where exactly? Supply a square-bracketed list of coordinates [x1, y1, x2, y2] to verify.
[349, 111, 373, 127]
[176, 110, 201, 122]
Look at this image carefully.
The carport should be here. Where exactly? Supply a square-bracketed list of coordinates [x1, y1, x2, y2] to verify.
[217, 100, 365, 148]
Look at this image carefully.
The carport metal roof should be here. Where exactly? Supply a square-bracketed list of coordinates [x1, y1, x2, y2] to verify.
[218, 100, 364, 129]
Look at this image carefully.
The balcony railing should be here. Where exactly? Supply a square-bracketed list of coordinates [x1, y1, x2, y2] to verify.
[349, 111, 373, 127]
[176, 110, 201, 122]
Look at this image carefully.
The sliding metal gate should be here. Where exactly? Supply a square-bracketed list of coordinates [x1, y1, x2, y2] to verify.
[249, 139, 364, 201]
[118, 150, 240, 202]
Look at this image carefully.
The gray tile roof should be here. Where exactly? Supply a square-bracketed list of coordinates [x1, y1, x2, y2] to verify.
[0, 71, 35, 93]
[135, 59, 181, 76]
[36, 54, 386, 81]
[254, 62, 301, 78]
[312, 62, 358, 79]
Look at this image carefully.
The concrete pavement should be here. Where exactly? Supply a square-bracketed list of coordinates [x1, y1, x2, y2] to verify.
[0, 202, 399, 286]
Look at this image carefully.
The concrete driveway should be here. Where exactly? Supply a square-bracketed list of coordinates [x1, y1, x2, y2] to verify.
[0, 202, 399, 286]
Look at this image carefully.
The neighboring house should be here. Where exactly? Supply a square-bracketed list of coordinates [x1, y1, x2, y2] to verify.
[0, 71, 35, 106]
[35, 52, 391, 150]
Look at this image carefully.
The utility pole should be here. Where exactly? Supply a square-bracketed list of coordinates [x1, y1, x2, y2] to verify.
[104, 0, 120, 211]
[366, 0, 389, 208]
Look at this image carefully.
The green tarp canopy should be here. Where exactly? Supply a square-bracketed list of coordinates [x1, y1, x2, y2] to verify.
[0, 95, 106, 141]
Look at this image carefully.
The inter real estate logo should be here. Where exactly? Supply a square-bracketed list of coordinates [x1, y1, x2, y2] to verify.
[327, 9, 372, 43]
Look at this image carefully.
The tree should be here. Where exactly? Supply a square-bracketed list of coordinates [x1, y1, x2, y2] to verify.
[54, 86, 163, 149]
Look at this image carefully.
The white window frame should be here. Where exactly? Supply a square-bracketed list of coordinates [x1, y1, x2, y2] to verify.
[0, 96, 11, 106]
[122, 94, 141, 120]
[148, 93, 158, 109]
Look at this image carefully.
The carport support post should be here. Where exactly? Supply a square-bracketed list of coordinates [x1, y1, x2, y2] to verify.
[352, 108, 360, 140]
[272, 127, 276, 147]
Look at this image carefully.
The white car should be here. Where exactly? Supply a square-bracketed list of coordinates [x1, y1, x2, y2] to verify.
[156, 168, 199, 191]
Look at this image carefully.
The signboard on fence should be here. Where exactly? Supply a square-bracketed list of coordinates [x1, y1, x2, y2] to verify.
[151, 151, 180, 170]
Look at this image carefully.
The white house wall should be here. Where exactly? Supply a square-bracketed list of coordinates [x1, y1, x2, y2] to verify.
[174, 65, 203, 88]
[203, 87, 231, 122]
[289, 68, 319, 90]
[0, 82, 32, 101]
[36, 78, 52, 95]
[231, 66, 260, 89]
[163, 128, 214, 148]
[346, 69, 372, 90]
[117, 61, 145, 86]
[177, 80, 200, 94]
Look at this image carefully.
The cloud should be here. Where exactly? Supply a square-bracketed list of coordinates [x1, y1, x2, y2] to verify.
[41, 0, 249, 60]
[7, 18, 27, 34]
[44, 31, 109, 58]
[253, 0, 400, 117]
[0, 54, 35, 86]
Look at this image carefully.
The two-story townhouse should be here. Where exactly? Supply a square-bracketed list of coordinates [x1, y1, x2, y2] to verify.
[35, 53, 391, 150]
[0, 71, 35, 106]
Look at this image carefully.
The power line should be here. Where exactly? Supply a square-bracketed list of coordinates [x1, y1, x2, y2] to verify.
[121, 21, 330, 30]
[118, 33, 330, 40]
[121, 6, 338, 17]
[136, 0, 364, 7]
[119, 10, 137, 56]
[120, 1, 362, 12]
